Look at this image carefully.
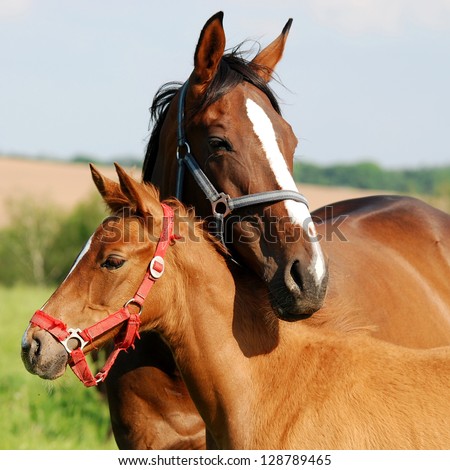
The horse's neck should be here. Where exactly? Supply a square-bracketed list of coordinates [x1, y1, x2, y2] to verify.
[159, 239, 279, 447]
[151, 151, 175, 198]
[152, 146, 214, 217]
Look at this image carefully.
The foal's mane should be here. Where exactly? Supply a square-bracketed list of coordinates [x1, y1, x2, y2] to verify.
[142, 44, 282, 182]
[164, 195, 229, 258]
[106, 182, 228, 258]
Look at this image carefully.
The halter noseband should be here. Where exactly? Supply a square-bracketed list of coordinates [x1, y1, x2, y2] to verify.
[175, 80, 309, 243]
[28, 203, 175, 387]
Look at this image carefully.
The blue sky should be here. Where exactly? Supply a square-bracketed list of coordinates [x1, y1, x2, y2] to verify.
[1, 0, 450, 168]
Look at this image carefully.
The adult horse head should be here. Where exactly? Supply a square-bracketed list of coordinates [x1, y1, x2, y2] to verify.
[143, 12, 328, 318]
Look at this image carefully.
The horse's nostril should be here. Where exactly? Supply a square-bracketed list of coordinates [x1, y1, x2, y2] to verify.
[34, 337, 41, 357]
[290, 260, 304, 291]
[24, 336, 42, 362]
[21, 333, 41, 372]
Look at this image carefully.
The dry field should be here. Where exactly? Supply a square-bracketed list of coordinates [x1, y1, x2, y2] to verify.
[0, 156, 392, 227]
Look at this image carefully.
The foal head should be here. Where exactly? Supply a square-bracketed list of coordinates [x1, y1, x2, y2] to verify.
[144, 12, 328, 318]
[21, 165, 206, 382]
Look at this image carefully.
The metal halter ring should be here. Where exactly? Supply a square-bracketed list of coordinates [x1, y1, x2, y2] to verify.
[176, 142, 191, 161]
[124, 299, 143, 316]
[211, 193, 232, 217]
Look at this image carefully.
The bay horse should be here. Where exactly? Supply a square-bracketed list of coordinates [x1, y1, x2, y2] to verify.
[21, 166, 450, 449]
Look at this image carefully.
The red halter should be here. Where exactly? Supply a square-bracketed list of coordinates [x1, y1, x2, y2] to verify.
[29, 203, 175, 387]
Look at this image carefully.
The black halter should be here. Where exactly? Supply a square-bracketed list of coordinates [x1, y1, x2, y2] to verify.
[175, 80, 309, 243]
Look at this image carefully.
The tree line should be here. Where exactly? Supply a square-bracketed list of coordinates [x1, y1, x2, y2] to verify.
[72, 155, 450, 197]
[294, 160, 450, 197]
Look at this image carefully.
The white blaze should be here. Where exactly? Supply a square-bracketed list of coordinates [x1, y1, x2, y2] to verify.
[61, 235, 93, 286]
[24, 235, 94, 341]
[37, 236, 94, 311]
[245, 98, 326, 284]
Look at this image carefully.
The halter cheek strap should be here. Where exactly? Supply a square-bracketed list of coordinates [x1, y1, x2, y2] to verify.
[175, 80, 309, 244]
[29, 203, 175, 387]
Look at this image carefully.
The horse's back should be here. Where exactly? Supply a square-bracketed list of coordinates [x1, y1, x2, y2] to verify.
[282, 327, 450, 449]
[314, 195, 450, 348]
[315, 194, 450, 230]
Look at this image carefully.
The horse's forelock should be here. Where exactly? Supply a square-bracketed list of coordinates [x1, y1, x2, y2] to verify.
[194, 45, 281, 116]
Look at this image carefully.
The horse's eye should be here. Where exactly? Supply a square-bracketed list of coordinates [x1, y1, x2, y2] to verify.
[208, 137, 232, 153]
[101, 256, 126, 270]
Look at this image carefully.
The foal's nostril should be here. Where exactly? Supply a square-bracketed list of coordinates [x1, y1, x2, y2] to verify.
[22, 335, 41, 363]
[290, 260, 304, 291]
[33, 337, 41, 357]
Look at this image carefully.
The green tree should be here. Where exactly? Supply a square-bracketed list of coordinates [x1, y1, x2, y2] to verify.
[0, 193, 107, 286]
[0, 198, 63, 285]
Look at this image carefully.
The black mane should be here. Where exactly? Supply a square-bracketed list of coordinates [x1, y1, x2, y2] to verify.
[142, 46, 282, 182]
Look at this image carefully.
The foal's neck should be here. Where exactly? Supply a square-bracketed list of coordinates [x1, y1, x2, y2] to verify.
[160, 236, 277, 448]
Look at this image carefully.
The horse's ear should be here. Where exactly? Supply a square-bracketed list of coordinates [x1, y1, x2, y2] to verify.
[190, 11, 225, 98]
[90, 163, 123, 210]
[114, 163, 162, 218]
[251, 18, 293, 82]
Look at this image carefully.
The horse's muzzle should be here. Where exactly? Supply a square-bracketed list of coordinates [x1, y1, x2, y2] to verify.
[21, 326, 68, 380]
[268, 258, 329, 319]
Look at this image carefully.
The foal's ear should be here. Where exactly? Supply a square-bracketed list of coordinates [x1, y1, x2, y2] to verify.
[114, 163, 162, 219]
[90, 163, 122, 210]
[251, 18, 293, 82]
[190, 11, 225, 98]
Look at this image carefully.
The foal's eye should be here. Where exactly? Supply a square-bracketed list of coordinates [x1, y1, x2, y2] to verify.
[208, 137, 232, 154]
[101, 256, 126, 270]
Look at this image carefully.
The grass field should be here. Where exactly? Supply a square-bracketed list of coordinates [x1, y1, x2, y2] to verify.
[0, 284, 117, 450]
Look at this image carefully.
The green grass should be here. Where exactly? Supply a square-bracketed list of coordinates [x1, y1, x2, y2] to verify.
[0, 284, 117, 449]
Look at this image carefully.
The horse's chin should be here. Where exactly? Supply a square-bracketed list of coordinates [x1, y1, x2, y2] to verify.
[275, 308, 314, 322]
[269, 295, 320, 321]
[34, 365, 67, 381]
[22, 354, 68, 380]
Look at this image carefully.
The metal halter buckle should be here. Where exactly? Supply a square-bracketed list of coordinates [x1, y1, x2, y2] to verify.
[60, 328, 89, 353]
